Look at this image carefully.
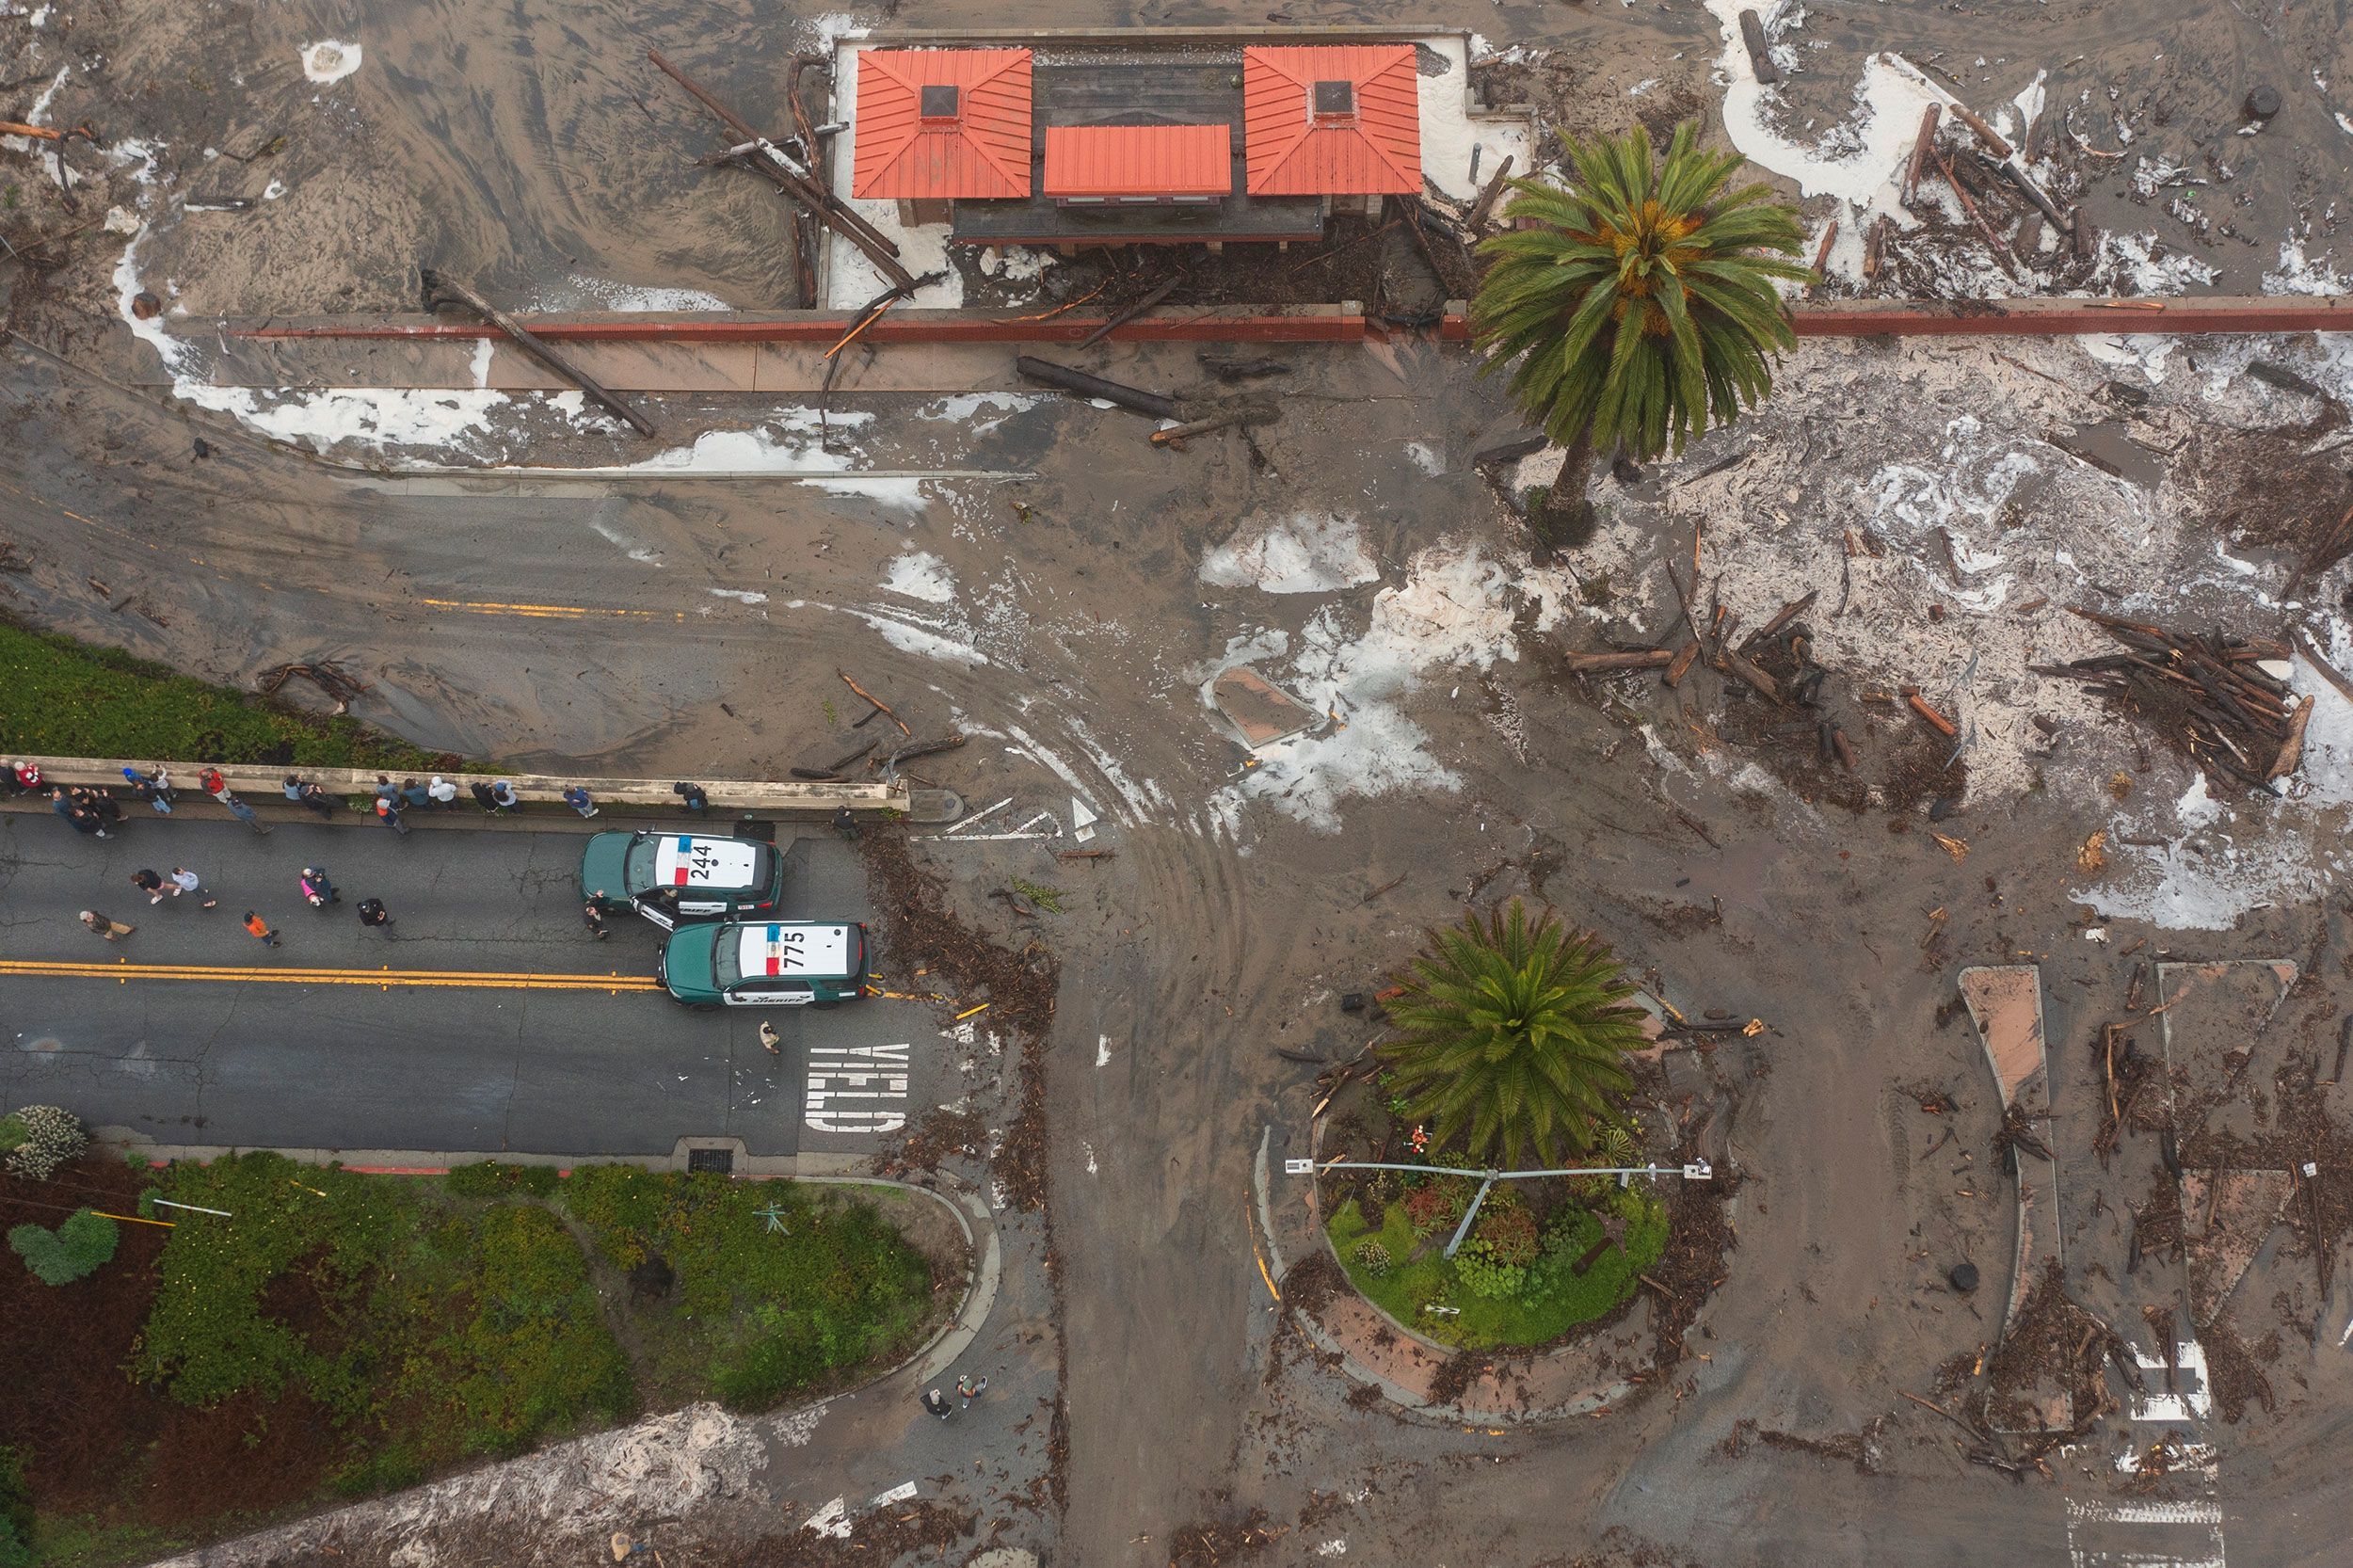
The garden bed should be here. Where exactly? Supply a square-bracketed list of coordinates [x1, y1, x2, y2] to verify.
[0, 1151, 952, 1565]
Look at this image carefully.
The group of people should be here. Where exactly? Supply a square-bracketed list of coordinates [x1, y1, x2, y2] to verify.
[80, 860, 394, 948]
[27, 760, 623, 951]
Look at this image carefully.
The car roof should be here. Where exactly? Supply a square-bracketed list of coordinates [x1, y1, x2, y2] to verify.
[648, 834, 763, 889]
[731, 921, 853, 980]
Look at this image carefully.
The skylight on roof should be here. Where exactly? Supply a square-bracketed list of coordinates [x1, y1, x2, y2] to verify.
[1311, 80, 1354, 119]
[920, 83, 961, 120]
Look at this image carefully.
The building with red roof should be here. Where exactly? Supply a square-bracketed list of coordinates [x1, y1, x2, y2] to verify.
[1241, 45, 1423, 198]
[852, 47, 1033, 217]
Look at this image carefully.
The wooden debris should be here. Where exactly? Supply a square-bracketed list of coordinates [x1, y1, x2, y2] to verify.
[1664, 640, 1703, 688]
[2040, 608, 2307, 792]
[1465, 153, 1516, 232]
[1737, 9, 1781, 84]
[1945, 100, 2015, 160]
[1931, 832, 1969, 862]
[648, 48, 913, 291]
[1078, 274, 1185, 350]
[1150, 399, 1281, 447]
[421, 271, 656, 438]
[1016, 356, 1182, 420]
[1903, 104, 1943, 203]
[1563, 648, 1676, 674]
[837, 669, 910, 737]
[1904, 689, 1959, 737]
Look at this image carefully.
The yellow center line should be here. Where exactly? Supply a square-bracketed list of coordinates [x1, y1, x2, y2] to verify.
[419, 598, 682, 620]
[0, 959, 662, 991]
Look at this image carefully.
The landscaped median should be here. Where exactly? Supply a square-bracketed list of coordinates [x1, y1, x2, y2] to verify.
[0, 1142, 963, 1567]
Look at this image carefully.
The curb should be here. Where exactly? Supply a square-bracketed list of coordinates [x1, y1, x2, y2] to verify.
[8, 754, 910, 817]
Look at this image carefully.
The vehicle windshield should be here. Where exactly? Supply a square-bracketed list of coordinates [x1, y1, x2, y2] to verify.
[622, 837, 655, 891]
[713, 932, 741, 987]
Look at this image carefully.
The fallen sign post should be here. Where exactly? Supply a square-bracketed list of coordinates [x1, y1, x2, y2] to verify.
[1284, 1157, 1714, 1259]
[421, 270, 657, 438]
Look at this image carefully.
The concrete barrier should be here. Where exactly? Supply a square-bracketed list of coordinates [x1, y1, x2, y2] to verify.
[7, 754, 908, 816]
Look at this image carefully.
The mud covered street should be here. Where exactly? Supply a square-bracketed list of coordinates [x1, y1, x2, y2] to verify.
[10, 1, 2353, 1566]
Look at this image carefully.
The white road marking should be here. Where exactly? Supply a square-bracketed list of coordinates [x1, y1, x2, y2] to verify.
[870, 1480, 918, 1506]
[1096, 1034, 1111, 1067]
[804, 1497, 851, 1538]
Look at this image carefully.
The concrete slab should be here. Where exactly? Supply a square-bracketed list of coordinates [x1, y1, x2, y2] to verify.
[2180, 1168, 2295, 1326]
[1959, 965, 2064, 1342]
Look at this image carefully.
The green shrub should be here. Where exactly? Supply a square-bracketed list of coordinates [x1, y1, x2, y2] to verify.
[1452, 1240, 1528, 1301]
[0, 614, 450, 769]
[443, 1161, 560, 1199]
[0, 1446, 32, 1568]
[1353, 1240, 1393, 1277]
[1, 1105, 88, 1180]
[9, 1209, 119, 1285]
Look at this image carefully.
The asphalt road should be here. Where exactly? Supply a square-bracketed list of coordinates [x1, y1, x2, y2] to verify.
[0, 808, 940, 1158]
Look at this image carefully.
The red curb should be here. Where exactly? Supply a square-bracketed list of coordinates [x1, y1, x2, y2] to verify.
[211, 296, 2352, 348]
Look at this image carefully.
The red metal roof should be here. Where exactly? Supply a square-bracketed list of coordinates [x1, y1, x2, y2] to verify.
[852, 48, 1033, 200]
[1242, 45, 1422, 196]
[1042, 124, 1232, 198]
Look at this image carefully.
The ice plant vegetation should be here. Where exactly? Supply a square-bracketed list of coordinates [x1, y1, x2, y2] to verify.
[1379, 901, 1649, 1168]
[1472, 120, 1808, 550]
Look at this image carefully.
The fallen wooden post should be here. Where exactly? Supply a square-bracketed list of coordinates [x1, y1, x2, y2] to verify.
[1905, 691, 1959, 737]
[648, 47, 914, 291]
[1465, 153, 1515, 232]
[885, 733, 968, 767]
[1720, 646, 1784, 704]
[1809, 219, 1838, 282]
[1562, 648, 1676, 674]
[1737, 9, 1781, 84]
[1746, 590, 1820, 649]
[1149, 401, 1278, 446]
[1903, 104, 1942, 204]
[1937, 150, 2019, 278]
[1078, 274, 1184, 350]
[2268, 695, 2314, 780]
[1016, 356, 1183, 420]
[1664, 640, 1703, 688]
[1471, 432, 1547, 468]
[0, 120, 63, 141]
[420, 270, 657, 438]
[1945, 100, 2015, 160]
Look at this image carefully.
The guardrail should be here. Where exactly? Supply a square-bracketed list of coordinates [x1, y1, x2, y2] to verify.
[7, 755, 908, 815]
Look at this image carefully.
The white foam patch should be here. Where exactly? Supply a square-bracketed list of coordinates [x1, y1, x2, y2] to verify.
[534, 274, 731, 312]
[1212, 538, 1525, 832]
[1200, 511, 1381, 595]
[881, 551, 956, 604]
[785, 600, 989, 665]
[1701, 0, 1952, 285]
[822, 46, 963, 308]
[301, 41, 362, 85]
[1416, 35, 1532, 201]
[1404, 440, 1447, 476]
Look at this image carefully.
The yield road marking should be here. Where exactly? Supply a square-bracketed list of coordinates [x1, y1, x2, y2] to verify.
[0, 959, 662, 991]
[418, 597, 682, 620]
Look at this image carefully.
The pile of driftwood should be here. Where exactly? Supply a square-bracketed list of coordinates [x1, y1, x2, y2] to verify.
[2034, 607, 2311, 793]
[1562, 584, 1867, 768]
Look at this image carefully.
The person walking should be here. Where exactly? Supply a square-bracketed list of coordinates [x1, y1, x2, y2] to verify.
[583, 899, 610, 940]
[427, 775, 458, 810]
[561, 784, 598, 818]
[220, 792, 271, 835]
[374, 795, 410, 836]
[489, 779, 521, 813]
[299, 867, 339, 907]
[168, 867, 217, 908]
[920, 1388, 952, 1420]
[955, 1373, 988, 1406]
[167, 866, 217, 904]
[79, 909, 135, 940]
[357, 898, 392, 929]
[242, 910, 280, 947]
[130, 869, 167, 904]
[758, 1019, 782, 1056]
[127, 765, 174, 815]
[469, 779, 500, 813]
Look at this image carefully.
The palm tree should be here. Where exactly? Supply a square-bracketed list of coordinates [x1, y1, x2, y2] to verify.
[1472, 120, 1810, 555]
[1379, 900, 1650, 1169]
